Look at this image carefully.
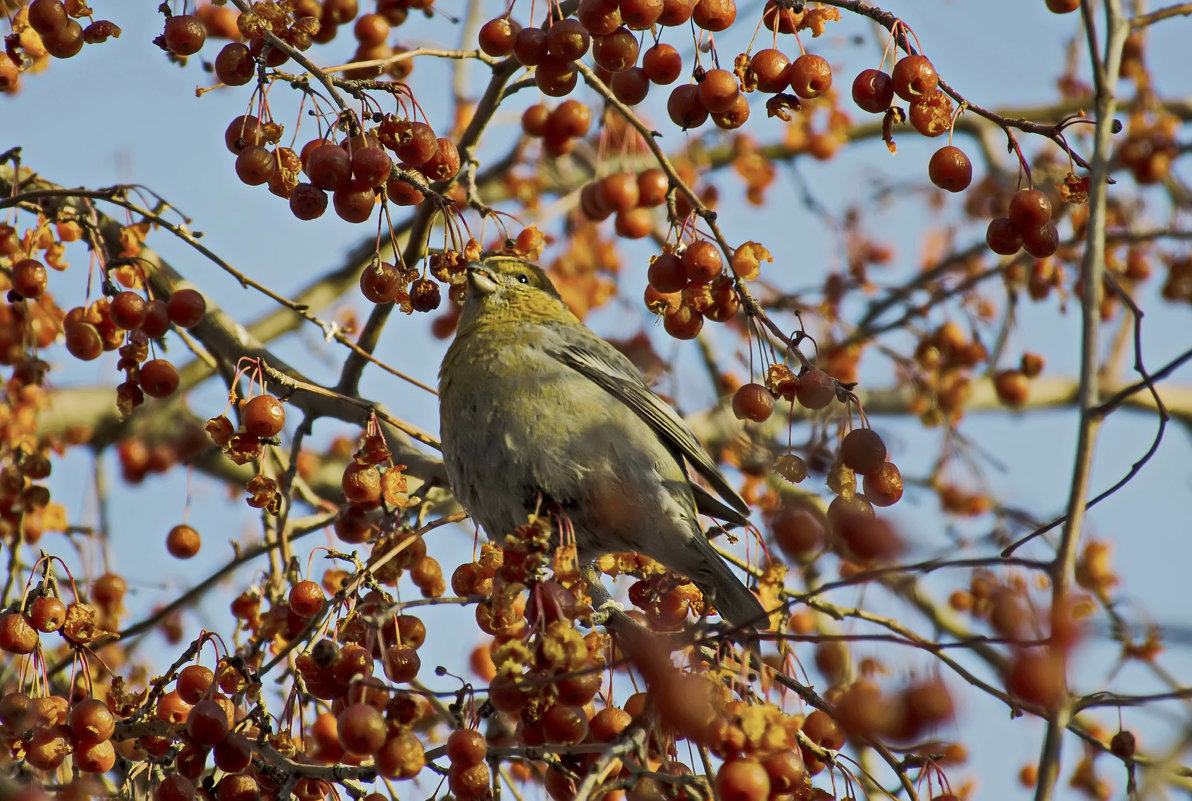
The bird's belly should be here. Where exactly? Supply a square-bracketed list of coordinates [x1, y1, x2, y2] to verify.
[440, 360, 689, 553]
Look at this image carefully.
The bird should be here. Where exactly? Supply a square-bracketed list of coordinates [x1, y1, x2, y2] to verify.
[438, 254, 765, 628]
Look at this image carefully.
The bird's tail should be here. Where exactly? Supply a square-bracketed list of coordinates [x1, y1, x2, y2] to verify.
[680, 534, 768, 629]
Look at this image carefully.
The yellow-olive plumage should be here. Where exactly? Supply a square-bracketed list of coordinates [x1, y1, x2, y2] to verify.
[439, 256, 764, 626]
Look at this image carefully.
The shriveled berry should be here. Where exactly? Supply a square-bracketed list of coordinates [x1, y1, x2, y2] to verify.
[891, 54, 938, 102]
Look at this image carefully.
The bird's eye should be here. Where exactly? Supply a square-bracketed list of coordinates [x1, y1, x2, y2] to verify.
[516, 273, 530, 284]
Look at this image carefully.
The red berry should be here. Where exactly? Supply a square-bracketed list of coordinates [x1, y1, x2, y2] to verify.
[306, 144, 352, 191]
[642, 43, 682, 84]
[591, 26, 638, 72]
[521, 104, 550, 137]
[290, 183, 328, 220]
[691, 0, 736, 31]
[477, 17, 516, 57]
[578, 0, 622, 35]
[185, 699, 229, 747]
[715, 757, 770, 801]
[636, 168, 669, 207]
[770, 504, 825, 559]
[353, 13, 390, 46]
[337, 703, 386, 756]
[611, 66, 650, 105]
[360, 261, 401, 303]
[333, 188, 376, 223]
[43, 19, 83, 58]
[69, 698, 116, 743]
[545, 18, 589, 60]
[167, 524, 202, 559]
[789, 54, 832, 99]
[840, 428, 887, 474]
[215, 42, 255, 86]
[732, 383, 774, 422]
[697, 68, 740, 114]
[762, 0, 803, 32]
[342, 462, 381, 505]
[110, 291, 147, 329]
[512, 27, 548, 66]
[659, 0, 695, 26]
[243, 394, 286, 438]
[75, 739, 116, 773]
[29, 596, 66, 633]
[985, 217, 1023, 256]
[546, 99, 592, 139]
[667, 84, 708, 129]
[851, 69, 893, 113]
[795, 369, 836, 409]
[163, 15, 206, 56]
[711, 93, 750, 130]
[225, 115, 264, 155]
[140, 299, 171, 338]
[27, 0, 68, 35]
[928, 146, 972, 192]
[1021, 222, 1059, 258]
[620, 0, 664, 29]
[863, 462, 904, 507]
[662, 304, 703, 339]
[140, 359, 180, 398]
[1008, 188, 1053, 230]
[422, 138, 461, 182]
[350, 146, 393, 189]
[994, 369, 1029, 406]
[751, 49, 790, 94]
[64, 320, 103, 361]
[446, 729, 487, 765]
[393, 121, 439, 165]
[648, 253, 687, 293]
[597, 172, 639, 213]
[289, 580, 325, 618]
[235, 145, 275, 186]
[168, 288, 207, 327]
[614, 207, 654, 239]
[11, 258, 48, 298]
[681, 240, 723, 283]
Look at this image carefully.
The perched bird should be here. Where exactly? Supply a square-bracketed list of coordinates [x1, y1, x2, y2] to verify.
[438, 255, 765, 627]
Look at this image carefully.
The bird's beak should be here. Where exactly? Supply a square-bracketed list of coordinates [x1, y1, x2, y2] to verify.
[465, 264, 499, 297]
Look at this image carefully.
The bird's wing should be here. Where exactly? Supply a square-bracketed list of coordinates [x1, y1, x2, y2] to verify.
[545, 326, 750, 518]
[691, 484, 750, 529]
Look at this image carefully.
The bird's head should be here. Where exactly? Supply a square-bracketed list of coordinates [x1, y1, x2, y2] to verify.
[456, 256, 577, 332]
